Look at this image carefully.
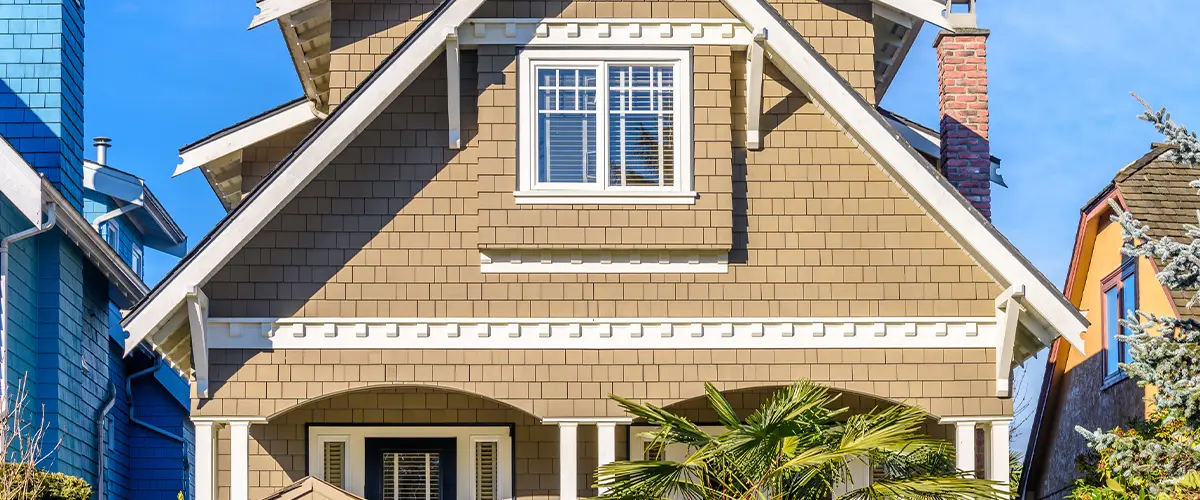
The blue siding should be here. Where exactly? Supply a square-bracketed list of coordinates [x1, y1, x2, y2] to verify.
[0, 0, 84, 209]
[0, 195, 37, 403]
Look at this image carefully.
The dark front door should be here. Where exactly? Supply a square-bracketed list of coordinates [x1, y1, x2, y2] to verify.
[364, 438, 457, 500]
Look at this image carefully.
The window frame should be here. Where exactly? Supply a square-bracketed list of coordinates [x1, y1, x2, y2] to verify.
[1101, 258, 1137, 388]
[315, 434, 351, 490]
[516, 48, 696, 205]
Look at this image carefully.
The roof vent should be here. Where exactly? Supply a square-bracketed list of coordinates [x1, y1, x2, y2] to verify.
[94, 137, 112, 166]
[945, 0, 977, 28]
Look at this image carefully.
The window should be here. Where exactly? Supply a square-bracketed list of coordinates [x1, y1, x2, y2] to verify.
[517, 49, 694, 204]
[131, 245, 144, 279]
[100, 220, 118, 248]
[1102, 259, 1137, 383]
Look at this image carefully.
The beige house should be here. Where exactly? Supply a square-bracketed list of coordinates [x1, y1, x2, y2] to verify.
[132, 0, 1086, 498]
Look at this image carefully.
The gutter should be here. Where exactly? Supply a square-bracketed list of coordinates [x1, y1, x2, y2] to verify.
[0, 202, 56, 414]
[97, 383, 117, 500]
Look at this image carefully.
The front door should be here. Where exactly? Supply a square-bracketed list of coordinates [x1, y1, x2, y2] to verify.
[364, 438, 457, 500]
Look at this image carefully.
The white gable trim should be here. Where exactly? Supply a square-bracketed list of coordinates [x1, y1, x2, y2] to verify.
[122, 0, 489, 353]
[721, 0, 1085, 352]
[0, 139, 44, 224]
[174, 100, 319, 177]
[248, 0, 325, 29]
[874, 0, 954, 30]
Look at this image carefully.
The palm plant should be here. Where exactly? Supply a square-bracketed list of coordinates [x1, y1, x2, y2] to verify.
[596, 381, 1008, 500]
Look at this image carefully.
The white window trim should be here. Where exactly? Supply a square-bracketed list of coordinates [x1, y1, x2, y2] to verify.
[308, 425, 512, 499]
[313, 434, 351, 490]
[516, 48, 695, 205]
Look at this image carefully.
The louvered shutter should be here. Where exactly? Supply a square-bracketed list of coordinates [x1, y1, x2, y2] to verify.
[323, 441, 345, 488]
[475, 441, 497, 500]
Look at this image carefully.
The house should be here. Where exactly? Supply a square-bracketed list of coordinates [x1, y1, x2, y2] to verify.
[0, 2, 194, 498]
[1021, 145, 1186, 500]
[132, 0, 1088, 499]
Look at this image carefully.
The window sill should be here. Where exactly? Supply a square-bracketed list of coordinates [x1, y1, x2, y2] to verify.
[513, 190, 698, 205]
[1101, 371, 1129, 391]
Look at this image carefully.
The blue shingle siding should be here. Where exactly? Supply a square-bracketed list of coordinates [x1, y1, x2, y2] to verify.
[129, 371, 194, 500]
[0, 0, 84, 209]
[0, 196, 37, 402]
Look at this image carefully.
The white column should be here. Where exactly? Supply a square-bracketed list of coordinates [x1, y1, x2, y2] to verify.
[596, 422, 617, 494]
[229, 420, 251, 500]
[194, 420, 219, 500]
[954, 421, 977, 477]
[987, 420, 1011, 486]
[558, 422, 578, 500]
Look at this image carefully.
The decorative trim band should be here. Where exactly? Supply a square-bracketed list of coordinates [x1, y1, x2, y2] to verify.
[206, 317, 997, 350]
[458, 18, 754, 46]
[479, 250, 729, 274]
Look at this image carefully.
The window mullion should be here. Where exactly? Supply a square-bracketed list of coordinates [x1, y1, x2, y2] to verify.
[599, 61, 610, 191]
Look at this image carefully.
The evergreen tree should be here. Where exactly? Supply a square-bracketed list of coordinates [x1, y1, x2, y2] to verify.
[1071, 95, 1200, 499]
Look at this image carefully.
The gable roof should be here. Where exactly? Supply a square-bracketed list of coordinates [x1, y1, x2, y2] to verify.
[262, 476, 365, 500]
[123, 0, 1086, 373]
[84, 160, 188, 257]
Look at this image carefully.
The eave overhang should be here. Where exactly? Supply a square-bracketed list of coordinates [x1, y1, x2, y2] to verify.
[84, 160, 188, 257]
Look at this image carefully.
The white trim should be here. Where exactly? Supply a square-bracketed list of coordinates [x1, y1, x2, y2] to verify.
[479, 250, 728, 274]
[596, 422, 617, 495]
[985, 420, 1010, 486]
[313, 434, 351, 489]
[558, 422, 578, 500]
[307, 425, 512, 499]
[174, 100, 319, 177]
[459, 18, 753, 46]
[516, 48, 694, 200]
[512, 190, 699, 205]
[873, 0, 954, 30]
[205, 316, 998, 350]
[542, 417, 635, 424]
[938, 416, 1013, 424]
[0, 139, 45, 225]
[248, 0, 325, 29]
[122, 0, 490, 354]
[744, 32, 765, 150]
[953, 421, 977, 477]
[193, 420, 220, 500]
[229, 420, 251, 500]
[189, 416, 270, 423]
[993, 285, 1023, 398]
[446, 34, 462, 150]
[721, 0, 1087, 353]
[469, 436, 502, 500]
[186, 287, 211, 399]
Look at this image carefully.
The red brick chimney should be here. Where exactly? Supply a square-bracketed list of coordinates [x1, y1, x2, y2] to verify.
[936, 22, 991, 220]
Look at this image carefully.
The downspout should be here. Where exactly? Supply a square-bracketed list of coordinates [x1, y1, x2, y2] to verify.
[97, 383, 116, 500]
[0, 202, 56, 414]
[128, 356, 189, 495]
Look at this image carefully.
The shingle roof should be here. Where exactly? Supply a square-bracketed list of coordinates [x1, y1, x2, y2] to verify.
[1113, 144, 1200, 319]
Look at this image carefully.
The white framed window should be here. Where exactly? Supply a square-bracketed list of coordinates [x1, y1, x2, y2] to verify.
[516, 48, 695, 205]
[308, 426, 512, 499]
[131, 244, 144, 279]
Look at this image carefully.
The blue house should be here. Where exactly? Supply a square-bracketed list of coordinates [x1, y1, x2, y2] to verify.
[0, 1, 195, 498]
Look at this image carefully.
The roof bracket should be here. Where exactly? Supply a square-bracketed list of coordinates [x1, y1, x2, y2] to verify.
[446, 32, 462, 150]
[187, 286, 211, 399]
[745, 31, 765, 151]
[994, 284, 1025, 398]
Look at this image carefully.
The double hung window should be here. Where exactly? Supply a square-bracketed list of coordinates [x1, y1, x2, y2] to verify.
[517, 49, 694, 204]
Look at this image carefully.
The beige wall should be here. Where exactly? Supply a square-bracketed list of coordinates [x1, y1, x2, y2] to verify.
[328, 0, 878, 109]
[223, 385, 952, 500]
[203, 51, 999, 320]
[197, 347, 1010, 420]
[240, 123, 318, 201]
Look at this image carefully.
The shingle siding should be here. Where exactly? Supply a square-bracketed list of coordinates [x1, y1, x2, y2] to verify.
[0, 0, 85, 209]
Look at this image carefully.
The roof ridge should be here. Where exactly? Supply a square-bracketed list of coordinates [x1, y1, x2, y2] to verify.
[1113, 143, 1176, 184]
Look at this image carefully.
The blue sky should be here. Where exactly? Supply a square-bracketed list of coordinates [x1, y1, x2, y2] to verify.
[83, 0, 1200, 446]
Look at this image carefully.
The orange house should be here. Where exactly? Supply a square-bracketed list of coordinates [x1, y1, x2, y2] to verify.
[1023, 145, 1199, 499]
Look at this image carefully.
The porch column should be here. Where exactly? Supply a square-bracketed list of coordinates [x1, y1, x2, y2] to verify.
[986, 419, 1012, 486]
[596, 422, 617, 494]
[193, 420, 221, 500]
[953, 421, 977, 477]
[558, 422, 579, 500]
[230, 420, 251, 500]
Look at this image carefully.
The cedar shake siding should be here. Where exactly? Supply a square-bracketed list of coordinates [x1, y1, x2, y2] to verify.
[202, 54, 1000, 320]
[240, 124, 319, 198]
[328, 0, 877, 109]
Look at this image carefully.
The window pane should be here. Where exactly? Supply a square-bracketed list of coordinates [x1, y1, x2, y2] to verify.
[537, 68, 597, 184]
[383, 452, 440, 500]
[1122, 270, 1137, 364]
[608, 65, 675, 187]
[1105, 286, 1120, 376]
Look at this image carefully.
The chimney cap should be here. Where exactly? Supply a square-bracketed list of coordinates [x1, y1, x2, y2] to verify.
[94, 136, 112, 145]
[944, 0, 977, 29]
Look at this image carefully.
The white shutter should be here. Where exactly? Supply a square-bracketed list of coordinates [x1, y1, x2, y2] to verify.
[323, 441, 345, 488]
[474, 441, 497, 500]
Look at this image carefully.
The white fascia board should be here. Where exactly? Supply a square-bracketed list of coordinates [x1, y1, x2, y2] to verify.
[123, 0, 488, 354]
[84, 160, 145, 204]
[174, 101, 319, 177]
[871, 0, 953, 31]
[0, 138, 44, 225]
[721, 0, 1086, 352]
[249, 0, 325, 29]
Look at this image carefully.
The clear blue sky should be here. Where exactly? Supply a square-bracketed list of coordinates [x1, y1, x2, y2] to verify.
[82, 0, 1200, 447]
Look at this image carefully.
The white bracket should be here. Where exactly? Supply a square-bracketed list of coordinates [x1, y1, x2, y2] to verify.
[446, 32, 462, 150]
[993, 284, 1025, 398]
[745, 31, 765, 150]
[186, 286, 211, 399]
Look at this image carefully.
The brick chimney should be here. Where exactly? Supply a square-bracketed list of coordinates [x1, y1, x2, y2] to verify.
[936, 3, 991, 219]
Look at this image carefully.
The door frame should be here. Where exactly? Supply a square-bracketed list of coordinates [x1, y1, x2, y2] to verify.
[365, 437, 458, 500]
[308, 425, 514, 499]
